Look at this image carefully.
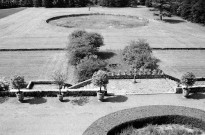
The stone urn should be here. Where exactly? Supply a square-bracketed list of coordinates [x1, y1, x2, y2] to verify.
[16, 92, 24, 102]
[182, 87, 190, 98]
[57, 94, 64, 101]
[97, 91, 104, 101]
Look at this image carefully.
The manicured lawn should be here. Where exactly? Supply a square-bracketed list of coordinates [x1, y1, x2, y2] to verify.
[0, 51, 75, 83]
[49, 14, 146, 29]
[0, 7, 205, 49]
[0, 7, 26, 19]
[153, 50, 205, 78]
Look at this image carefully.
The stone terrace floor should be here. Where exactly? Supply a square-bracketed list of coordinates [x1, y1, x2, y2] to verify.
[80, 79, 177, 95]
[0, 94, 205, 135]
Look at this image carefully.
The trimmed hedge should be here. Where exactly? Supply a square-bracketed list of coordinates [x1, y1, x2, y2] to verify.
[0, 90, 97, 97]
[83, 105, 205, 135]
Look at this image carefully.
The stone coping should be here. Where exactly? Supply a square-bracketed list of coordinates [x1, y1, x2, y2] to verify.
[83, 105, 205, 135]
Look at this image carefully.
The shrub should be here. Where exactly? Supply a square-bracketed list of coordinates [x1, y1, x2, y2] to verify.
[42, 0, 50, 7]
[33, 0, 41, 7]
[145, 0, 152, 7]
[122, 39, 159, 70]
[11, 76, 26, 93]
[0, 77, 9, 91]
[92, 70, 109, 92]
[180, 72, 196, 87]
[139, 0, 145, 5]
[76, 56, 107, 82]
[52, 71, 67, 94]
[67, 30, 104, 67]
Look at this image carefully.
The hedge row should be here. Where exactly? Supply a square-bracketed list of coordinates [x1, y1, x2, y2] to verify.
[83, 105, 205, 135]
[108, 75, 165, 79]
[0, 90, 97, 97]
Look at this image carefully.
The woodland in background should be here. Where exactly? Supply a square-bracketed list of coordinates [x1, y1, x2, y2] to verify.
[1, 0, 204, 24]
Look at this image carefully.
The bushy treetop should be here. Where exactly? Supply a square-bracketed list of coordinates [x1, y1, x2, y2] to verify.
[11, 75, 25, 91]
[92, 70, 109, 88]
[122, 39, 159, 70]
[180, 72, 196, 87]
[76, 56, 107, 82]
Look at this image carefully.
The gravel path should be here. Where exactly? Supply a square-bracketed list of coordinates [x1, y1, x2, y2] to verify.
[0, 94, 204, 135]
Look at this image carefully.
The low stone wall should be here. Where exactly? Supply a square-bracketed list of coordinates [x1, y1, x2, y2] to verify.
[176, 86, 205, 94]
[26, 81, 72, 89]
[83, 105, 205, 135]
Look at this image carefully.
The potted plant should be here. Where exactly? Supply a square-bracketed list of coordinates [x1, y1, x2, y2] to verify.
[180, 72, 196, 98]
[11, 76, 26, 102]
[52, 71, 67, 102]
[0, 77, 9, 91]
[92, 70, 109, 101]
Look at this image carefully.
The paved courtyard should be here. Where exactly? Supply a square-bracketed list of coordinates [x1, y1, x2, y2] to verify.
[0, 94, 205, 135]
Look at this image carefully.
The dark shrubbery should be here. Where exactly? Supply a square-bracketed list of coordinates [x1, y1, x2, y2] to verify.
[76, 56, 107, 82]
[0, 1, 19, 9]
[42, 0, 50, 7]
[67, 30, 107, 82]
[67, 30, 104, 67]
[122, 39, 159, 71]
[145, 0, 152, 7]
[151, 0, 205, 25]
[33, 0, 42, 7]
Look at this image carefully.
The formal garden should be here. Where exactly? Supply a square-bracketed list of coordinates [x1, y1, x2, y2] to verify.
[0, 0, 205, 135]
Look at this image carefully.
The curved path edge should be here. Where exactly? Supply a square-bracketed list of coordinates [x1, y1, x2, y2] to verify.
[83, 105, 205, 135]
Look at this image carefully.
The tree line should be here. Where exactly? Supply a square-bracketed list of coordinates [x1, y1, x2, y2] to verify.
[145, 0, 205, 24]
[0, 0, 138, 8]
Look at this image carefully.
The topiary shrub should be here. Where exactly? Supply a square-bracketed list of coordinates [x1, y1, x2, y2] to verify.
[92, 70, 109, 93]
[11, 75, 26, 93]
[0, 77, 9, 91]
[180, 72, 196, 88]
[180, 72, 196, 98]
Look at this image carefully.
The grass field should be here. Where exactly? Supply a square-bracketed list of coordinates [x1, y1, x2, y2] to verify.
[0, 51, 75, 83]
[0, 7, 205, 49]
[49, 14, 146, 29]
[0, 7, 205, 80]
[153, 50, 205, 78]
[0, 7, 26, 19]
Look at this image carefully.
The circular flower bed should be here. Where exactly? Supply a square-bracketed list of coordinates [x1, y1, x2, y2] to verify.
[47, 13, 148, 29]
[83, 105, 205, 135]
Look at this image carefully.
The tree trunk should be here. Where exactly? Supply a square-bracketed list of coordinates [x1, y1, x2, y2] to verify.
[100, 85, 101, 93]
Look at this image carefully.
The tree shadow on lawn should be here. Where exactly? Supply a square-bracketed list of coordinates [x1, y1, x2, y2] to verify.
[0, 97, 9, 104]
[96, 51, 116, 60]
[22, 97, 47, 104]
[188, 93, 205, 100]
[104, 95, 128, 103]
[163, 19, 186, 24]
